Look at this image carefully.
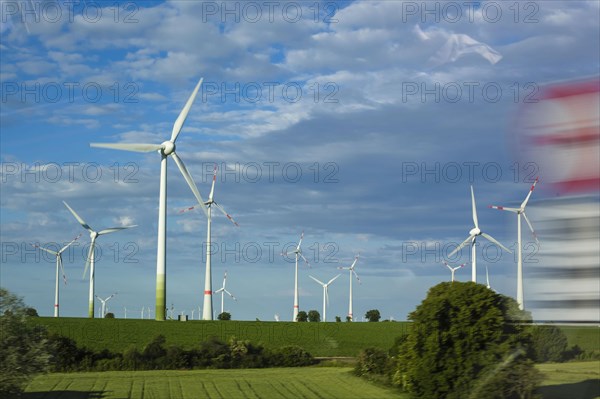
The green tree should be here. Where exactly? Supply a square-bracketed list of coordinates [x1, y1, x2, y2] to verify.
[396, 282, 536, 399]
[0, 288, 50, 397]
[217, 312, 231, 320]
[530, 325, 568, 362]
[296, 311, 308, 322]
[24, 307, 39, 317]
[105, 312, 115, 319]
[355, 347, 389, 376]
[335, 316, 342, 322]
[346, 316, 352, 322]
[365, 309, 381, 322]
[308, 310, 320, 322]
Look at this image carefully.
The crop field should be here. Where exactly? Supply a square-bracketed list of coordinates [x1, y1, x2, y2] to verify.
[558, 326, 600, 354]
[29, 318, 410, 357]
[536, 361, 600, 399]
[23, 367, 407, 399]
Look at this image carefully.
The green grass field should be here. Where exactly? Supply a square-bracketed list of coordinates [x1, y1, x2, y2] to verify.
[559, 326, 600, 354]
[24, 367, 407, 399]
[30, 318, 410, 357]
[536, 361, 600, 399]
[23, 362, 600, 399]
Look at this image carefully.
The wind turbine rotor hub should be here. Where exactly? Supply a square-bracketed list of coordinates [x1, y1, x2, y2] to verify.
[161, 141, 175, 155]
[469, 227, 481, 236]
[90, 231, 98, 239]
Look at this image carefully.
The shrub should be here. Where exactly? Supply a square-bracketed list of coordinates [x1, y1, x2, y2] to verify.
[270, 345, 314, 367]
[530, 325, 568, 362]
[355, 347, 389, 376]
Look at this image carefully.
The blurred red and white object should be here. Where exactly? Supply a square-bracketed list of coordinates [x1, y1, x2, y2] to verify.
[513, 77, 599, 323]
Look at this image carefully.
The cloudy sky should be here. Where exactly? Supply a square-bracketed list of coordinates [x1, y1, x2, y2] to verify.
[1, 0, 599, 321]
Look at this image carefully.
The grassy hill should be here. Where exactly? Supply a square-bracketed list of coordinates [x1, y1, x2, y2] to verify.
[30, 317, 410, 357]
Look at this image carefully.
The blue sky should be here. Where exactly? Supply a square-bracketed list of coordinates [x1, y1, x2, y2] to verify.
[1, 0, 599, 321]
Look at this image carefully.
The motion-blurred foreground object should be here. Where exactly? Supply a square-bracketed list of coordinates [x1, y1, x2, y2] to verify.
[513, 77, 599, 323]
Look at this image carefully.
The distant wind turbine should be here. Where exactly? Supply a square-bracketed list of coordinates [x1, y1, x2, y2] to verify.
[31, 234, 80, 317]
[338, 254, 360, 322]
[180, 164, 238, 320]
[90, 78, 208, 320]
[489, 178, 539, 310]
[281, 232, 309, 321]
[448, 186, 511, 283]
[95, 292, 117, 318]
[213, 271, 237, 316]
[309, 274, 341, 322]
[442, 261, 468, 282]
[63, 201, 135, 318]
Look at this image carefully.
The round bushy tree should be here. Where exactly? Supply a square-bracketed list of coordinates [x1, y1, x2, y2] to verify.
[396, 282, 536, 399]
[217, 312, 231, 320]
[365, 309, 381, 322]
[308, 310, 320, 322]
[530, 325, 568, 362]
[296, 311, 308, 322]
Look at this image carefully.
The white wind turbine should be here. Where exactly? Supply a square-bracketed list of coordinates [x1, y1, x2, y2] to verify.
[213, 271, 237, 316]
[180, 165, 238, 320]
[274, 314, 280, 322]
[442, 261, 468, 282]
[281, 232, 309, 322]
[489, 178, 539, 310]
[95, 292, 117, 318]
[338, 254, 360, 321]
[31, 234, 80, 317]
[63, 201, 135, 318]
[90, 78, 208, 321]
[485, 264, 494, 291]
[309, 274, 341, 322]
[448, 186, 512, 283]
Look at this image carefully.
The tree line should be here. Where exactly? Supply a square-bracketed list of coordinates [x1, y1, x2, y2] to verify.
[0, 288, 314, 398]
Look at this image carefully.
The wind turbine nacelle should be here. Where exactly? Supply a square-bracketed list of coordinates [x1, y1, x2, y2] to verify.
[90, 231, 99, 239]
[469, 227, 481, 236]
[161, 141, 175, 155]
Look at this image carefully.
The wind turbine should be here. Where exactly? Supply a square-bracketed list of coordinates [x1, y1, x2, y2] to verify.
[90, 78, 208, 321]
[448, 186, 512, 283]
[180, 164, 238, 320]
[281, 232, 309, 322]
[31, 234, 80, 317]
[338, 254, 360, 321]
[442, 261, 468, 282]
[485, 264, 494, 291]
[63, 201, 135, 318]
[309, 274, 341, 322]
[123, 306, 127, 319]
[489, 178, 539, 310]
[274, 313, 280, 322]
[213, 271, 237, 316]
[95, 292, 117, 318]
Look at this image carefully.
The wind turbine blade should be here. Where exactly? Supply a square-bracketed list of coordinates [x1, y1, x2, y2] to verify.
[481, 232, 512, 253]
[325, 287, 329, 307]
[171, 152, 209, 217]
[32, 244, 59, 256]
[309, 275, 325, 286]
[82, 241, 95, 279]
[213, 202, 239, 226]
[94, 294, 101, 300]
[337, 266, 349, 270]
[297, 231, 304, 250]
[98, 226, 136, 235]
[521, 177, 539, 209]
[59, 234, 81, 253]
[522, 212, 539, 243]
[63, 201, 93, 232]
[224, 290, 236, 301]
[448, 235, 475, 257]
[90, 142, 163, 153]
[208, 164, 217, 201]
[350, 254, 360, 270]
[489, 205, 519, 213]
[353, 270, 362, 284]
[442, 261, 453, 271]
[485, 264, 491, 288]
[299, 253, 310, 267]
[327, 274, 341, 285]
[214, 288, 224, 294]
[471, 185, 479, 228]
[171, 78, 203, 143]
[58, 255, 67, 285]
[222, 271, 228, 288]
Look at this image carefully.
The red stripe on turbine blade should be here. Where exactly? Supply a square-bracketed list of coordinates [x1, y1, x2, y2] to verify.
[498, 206, 504, 210]
[204, 290, 212, 295]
